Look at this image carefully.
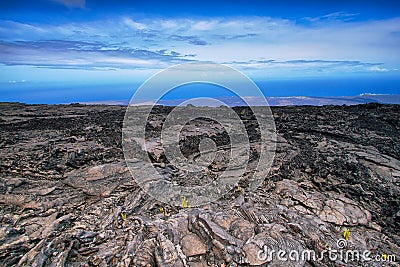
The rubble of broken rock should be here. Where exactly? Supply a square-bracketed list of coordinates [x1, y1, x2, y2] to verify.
[0, 102, 399, 266]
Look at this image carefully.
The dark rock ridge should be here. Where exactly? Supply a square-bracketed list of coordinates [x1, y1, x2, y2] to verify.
[0, 102, 399, 266]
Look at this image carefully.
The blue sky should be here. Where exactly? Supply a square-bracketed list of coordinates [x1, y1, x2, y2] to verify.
[1, 0, 400, 103]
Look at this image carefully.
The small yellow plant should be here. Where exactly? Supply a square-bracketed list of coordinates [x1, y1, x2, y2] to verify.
[318, 241, 330, 249]
[121, 212, 127, 221]
[181, 196, 191, 208]
[159, 207, 170, 216]
[343, 228, 350, 240]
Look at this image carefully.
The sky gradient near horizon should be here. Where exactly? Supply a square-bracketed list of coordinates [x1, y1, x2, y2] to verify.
[1, 0, 400, 103]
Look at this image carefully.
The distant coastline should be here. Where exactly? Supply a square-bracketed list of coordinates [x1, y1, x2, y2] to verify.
[78, 94, 400, 107]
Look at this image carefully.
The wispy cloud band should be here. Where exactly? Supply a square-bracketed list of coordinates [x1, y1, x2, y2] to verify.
[0, 15, 399, 76]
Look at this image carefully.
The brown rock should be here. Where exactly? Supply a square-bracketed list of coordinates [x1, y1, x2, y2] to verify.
[229, 218, 256, 241]
[181, 233, 207, 257]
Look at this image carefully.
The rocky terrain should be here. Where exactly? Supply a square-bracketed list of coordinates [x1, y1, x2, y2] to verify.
[0, 102, 399, 266]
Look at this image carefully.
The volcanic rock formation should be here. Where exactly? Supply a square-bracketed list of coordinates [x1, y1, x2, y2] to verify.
[0, 102, 399, 266]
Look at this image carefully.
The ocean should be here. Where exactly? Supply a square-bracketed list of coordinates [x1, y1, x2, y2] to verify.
[1, 76, 399, 105]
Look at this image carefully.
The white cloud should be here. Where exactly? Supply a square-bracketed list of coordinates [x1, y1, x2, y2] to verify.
[191, 20, 218, 31]
[304, 12, 359, 22]
[161, 20, 178, 29]
[1, 15, 399, 77]
[53, 0, 85, 8]
[8, 79, 27, 84]
[122, 17, 147, 30]
[368, 66, 389, 72]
